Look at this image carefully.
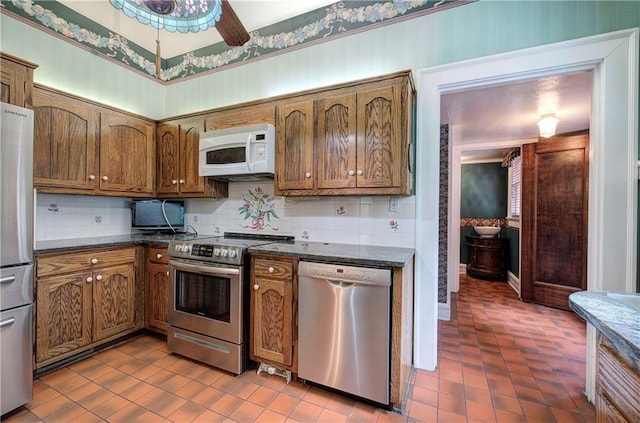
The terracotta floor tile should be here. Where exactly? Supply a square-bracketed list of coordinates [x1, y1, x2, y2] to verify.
[466, 399, 497, 423]
[120, 381, 156, 402]
[289, 400, 323, 422]
[490, 392, 522, 414]
[255, 409, 288, 423]
[247, 386, 280, 407]
[136, 387, 187, 417]
[29, 395, 73, 420]
[209, 393, 244, 416]
[437, 409, 467, 423]
[132, 410, 166, 423]
[191, 409, 227, 423]
[107, 402, 151, 422]
[77, 388, 116, 410]
[325, 393, 357, 416]
[65, 381, 103, 402]
[409, 385, 438, 407]
[167, 400, 207, 422]
[68, 411, 103, 423]
[519, 399, 556, 422]
[437, 393, 466, 416]
[229, 400, 265, 422]
[191, 386, 225, 408]
[228, 381, 261, 400]
[42, 403, 86, 423]
[1, 409, 41, 423]
[302, 386, 332, 407]
[269, 393, 300, 417]
[91, 394, 132, 419]
[406, 400, 437, 421]
[24, 386, 61, 411]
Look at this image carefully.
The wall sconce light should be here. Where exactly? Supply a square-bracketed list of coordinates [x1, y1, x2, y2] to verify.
[537, 114, 559, 138]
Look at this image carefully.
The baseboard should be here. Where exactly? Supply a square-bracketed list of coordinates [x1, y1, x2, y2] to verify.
[507, 271, 520, 296]
[438, 302, 450, 321]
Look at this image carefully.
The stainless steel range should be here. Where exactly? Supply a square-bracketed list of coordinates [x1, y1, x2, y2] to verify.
[167, 232, 289, 374]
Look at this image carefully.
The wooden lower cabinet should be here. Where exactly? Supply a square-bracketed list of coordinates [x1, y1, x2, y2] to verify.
[146, 245, 169, 334]
[35, 247, 141, 368]
[596, 334, 640, 422]
[250, 255, 297, 372]
[466, 235, 507, 281]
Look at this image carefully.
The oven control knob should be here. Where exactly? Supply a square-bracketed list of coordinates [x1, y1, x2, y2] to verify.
[221, 249, 229, 257]
[228, 250, 237, 258]
[214, 248, 221, 256]
[175, 245, 183, 252]
[183, 244, 191, 254]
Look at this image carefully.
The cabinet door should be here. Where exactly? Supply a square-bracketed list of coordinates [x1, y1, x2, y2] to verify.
[252, 277, 293, 366]
[92, 263, 136, 341]
[0, 56, 35, 108]
[156, 124, 180, 195]
[178, 125, 206, 195]
[356, 85, 402, 188]
[33, 89, 99, 190]
[276, 101, 315, 190]
[100, 111, 155, 194]
[147, 262, 169, 334]
[36, 272, 92, 363]
[316, 93, 357, 189]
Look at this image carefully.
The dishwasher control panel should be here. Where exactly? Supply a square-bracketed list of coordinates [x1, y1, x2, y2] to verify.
[299, 262, 390, 286]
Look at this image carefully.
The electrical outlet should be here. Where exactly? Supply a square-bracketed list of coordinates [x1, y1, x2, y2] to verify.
[389, 197, 399, 213]
[193, 215, 198, 223]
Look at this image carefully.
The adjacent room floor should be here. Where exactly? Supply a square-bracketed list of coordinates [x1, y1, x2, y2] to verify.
[4, 275, 595, 422]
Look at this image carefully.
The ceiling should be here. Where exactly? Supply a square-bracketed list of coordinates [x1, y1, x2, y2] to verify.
[443, 70, 593, 162]
[59, 0, 336, 58]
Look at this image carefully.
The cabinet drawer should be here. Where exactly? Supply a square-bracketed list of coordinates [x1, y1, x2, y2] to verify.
[254, 258, 293, 280]
[598, 340, 640, 422]
[148, 247, 169, 264]
[37, 247, 136, 277]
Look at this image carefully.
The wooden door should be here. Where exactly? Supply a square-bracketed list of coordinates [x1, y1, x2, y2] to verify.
[33, 89, 99, 191]
[35, 272, 92, 363]
[316, 93, 357, 189]
[276, 101, 315, 191]
[178, 125, 206, 195]
[356, 85, 402, 188]
[146, 262, 169, 333]
[521, 132, 589, 310]
[252, 277, 293, 366]
[156, 124, 180, 195]
[92, 263, 136, 341]
[100, 111, 155, 195]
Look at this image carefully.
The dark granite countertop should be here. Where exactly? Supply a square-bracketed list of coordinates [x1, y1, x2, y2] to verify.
[248, 241, 415, 268]
[569, 291, 640, 369]
[35, 233, 207, 254]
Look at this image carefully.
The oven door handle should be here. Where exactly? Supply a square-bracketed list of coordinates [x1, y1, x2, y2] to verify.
[169, 259, 240, 276]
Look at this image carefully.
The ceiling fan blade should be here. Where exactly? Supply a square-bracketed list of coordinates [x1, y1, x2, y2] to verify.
[217, 0, 250, 47]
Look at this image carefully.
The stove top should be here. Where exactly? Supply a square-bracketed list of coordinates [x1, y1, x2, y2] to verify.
[168, 232, 293, 265]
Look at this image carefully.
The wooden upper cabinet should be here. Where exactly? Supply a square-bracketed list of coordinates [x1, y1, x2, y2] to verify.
[276, 100, 315, 190]
[316, 93, 357, 189]
[33, 89, 99, 190]
[356, 85, 402, 188]
[274, 71, 414, 196]
[156, 121, 228, 198]
[1, 53, 37, 108]
[100, 110, 155, 195]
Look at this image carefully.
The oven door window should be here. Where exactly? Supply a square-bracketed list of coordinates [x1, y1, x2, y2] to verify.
[175, 269, 231, 323]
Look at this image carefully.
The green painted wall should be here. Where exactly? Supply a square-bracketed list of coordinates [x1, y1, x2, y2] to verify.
[461, 163, 507, 218]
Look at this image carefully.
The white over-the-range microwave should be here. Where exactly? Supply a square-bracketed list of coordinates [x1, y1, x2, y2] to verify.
[199, 123, 275, 181]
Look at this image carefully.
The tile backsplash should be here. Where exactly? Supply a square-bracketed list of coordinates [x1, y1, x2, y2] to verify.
[35, 182, 416, 248]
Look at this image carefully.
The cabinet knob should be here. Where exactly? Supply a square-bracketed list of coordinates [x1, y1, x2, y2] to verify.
[86, 276, 93, 283]
[172, 179, 177, 185]
[156, 253, 163, 259]
[348, 170, 355, 176]
[357, 169, 363, 176]
[95, 275, 103, 281]
[305, 172, 311, 178]
[166, 271, 169, 276]
[102, 175, 109, 181]
[179, 179, 185, 184]
[253, 284, 260, 290]
[88, 174, 96, 180]
[268, 266, 275, 273]
[91, 258, 98, 265]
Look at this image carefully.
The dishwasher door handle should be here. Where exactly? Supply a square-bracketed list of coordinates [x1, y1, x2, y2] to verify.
[327, 280, 354, 288]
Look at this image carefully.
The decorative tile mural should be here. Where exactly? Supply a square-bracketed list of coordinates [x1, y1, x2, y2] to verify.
[2, 0, 472, 83]
[238, 186, 279, 231]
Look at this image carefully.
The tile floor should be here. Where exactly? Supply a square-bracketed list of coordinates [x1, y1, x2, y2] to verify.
[4, 275, 595, 422]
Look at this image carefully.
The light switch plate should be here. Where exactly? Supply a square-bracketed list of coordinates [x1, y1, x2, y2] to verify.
[389, 197, 399, 212]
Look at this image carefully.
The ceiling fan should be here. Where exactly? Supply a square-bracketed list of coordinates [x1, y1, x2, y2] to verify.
[142, 0, 250, 46]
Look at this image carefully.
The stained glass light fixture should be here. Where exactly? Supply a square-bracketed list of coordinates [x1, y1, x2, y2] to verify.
[109, 0, 223, 33]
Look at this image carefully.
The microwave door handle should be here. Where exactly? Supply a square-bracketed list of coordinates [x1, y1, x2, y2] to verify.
[245, 134, 252, 171]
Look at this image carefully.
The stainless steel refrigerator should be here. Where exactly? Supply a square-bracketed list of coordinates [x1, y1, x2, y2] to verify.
[1, 102, 34, 415]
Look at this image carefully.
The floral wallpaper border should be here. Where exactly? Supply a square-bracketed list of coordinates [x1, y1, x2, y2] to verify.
[2, 0, 472, 83]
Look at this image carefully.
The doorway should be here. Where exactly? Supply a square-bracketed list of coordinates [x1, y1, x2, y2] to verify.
[414, 30, 638, 403]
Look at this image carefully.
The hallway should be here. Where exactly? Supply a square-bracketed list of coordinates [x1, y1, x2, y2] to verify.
[4, 275, 594, 422]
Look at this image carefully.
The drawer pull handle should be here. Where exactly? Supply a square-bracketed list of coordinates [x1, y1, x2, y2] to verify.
[95, 275, 103, 281]
[156, 253, 163, 259]
[91, 258, 98, 265]
[254, 284, 260, 290]
[0, 317, 15, 328]
[86, 276, 93, 283]
[268, 266, 275, 273]
[0, 275, 16, 284]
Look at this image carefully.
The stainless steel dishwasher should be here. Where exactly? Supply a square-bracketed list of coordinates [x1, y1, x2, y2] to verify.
[298, 261, 391, 405]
